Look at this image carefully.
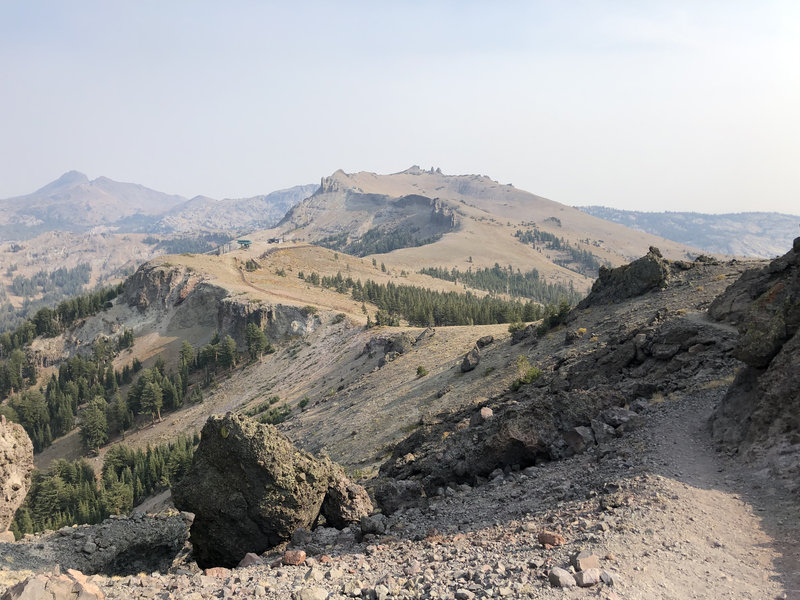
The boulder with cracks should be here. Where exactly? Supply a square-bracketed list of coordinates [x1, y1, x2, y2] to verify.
[172, 413, 371, 568]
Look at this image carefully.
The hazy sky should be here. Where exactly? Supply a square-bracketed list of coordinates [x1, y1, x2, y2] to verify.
[1, 1, 799, 214]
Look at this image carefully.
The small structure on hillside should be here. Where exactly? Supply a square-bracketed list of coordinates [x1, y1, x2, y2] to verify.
[237, 239, 252, 249]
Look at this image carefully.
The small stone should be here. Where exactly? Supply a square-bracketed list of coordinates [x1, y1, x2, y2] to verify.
[374, 584, 390, 600]
[497, 586, 513, 596]
[476, 335, 494, 348]
[601, 570, 621, 587]
[283, 550, 307, 566]
[570, 549, 600, 571]
[455, 590, 476, 600]
[238, 552, 265, 568]
[342, 580, 363, 596]
[470, 407, 494, 427]
[564, 426, 595, 453]
[538, 530, 566, 548]
[204, 567, 231, 578]
[360, 514, 387, 536]
[305, 567, 324, 582]
[575, 568, 602, 587]
[326, 566, 344, 580]
[292, 587, 329, 600]
[461, 347, 480, 372]
[548, 567, 576, 588]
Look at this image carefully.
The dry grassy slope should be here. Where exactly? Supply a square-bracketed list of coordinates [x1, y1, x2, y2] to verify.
[31, 242, 513, 471]
[269, 167, 704, 294]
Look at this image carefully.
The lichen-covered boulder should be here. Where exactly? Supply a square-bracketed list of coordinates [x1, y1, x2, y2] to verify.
[172, 413, 370, 568]
[0, 415, 34, 534]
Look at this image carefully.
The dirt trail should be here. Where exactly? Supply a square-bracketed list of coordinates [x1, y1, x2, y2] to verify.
[615, 392, 799, 599]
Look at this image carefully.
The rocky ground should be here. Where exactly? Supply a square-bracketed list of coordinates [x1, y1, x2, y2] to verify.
[2, 385, 797, 599]
[3, 246, 799, 599]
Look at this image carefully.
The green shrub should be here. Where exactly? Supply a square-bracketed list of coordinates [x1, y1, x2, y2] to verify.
[416, 365, 429, 378]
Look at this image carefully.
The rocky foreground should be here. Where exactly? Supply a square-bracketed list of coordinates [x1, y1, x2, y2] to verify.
[1, 387, 796, 599]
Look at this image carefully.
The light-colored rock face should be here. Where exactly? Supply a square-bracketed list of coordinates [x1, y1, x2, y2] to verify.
[0, 415, 34, 533]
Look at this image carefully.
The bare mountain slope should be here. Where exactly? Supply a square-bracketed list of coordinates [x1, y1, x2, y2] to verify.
[274, 167, 704, 294]
[155, 184, 318, 234]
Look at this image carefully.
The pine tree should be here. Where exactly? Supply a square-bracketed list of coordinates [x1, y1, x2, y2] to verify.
[80, 398, 108, 452]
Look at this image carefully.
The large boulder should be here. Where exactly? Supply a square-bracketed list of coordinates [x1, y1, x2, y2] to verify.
[0, 415, 34, 534]
[461, 346, 480, 372]
[577, 247, 670, 308]
[172, 413, 370, 568]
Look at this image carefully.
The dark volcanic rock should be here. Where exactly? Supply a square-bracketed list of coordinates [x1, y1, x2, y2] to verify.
[172, 413, 370, 568]
[0, 415, 34, 534]
[374, 479, 426, 515]
[476, 335, 494, 348]
[578, 247, 670, 308]
[461, 347, 480, 372]
[321, 478, 373, 529]
[709, 239, 800, 484]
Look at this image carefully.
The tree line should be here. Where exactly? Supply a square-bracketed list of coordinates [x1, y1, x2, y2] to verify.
[304, 271, 571, 327]
[10, 434, 195, 538]
[514, 228, 606, 276]
[0, 264, 102, 334]
[418, 264, 584, 305]
[0, 283, 123, 356]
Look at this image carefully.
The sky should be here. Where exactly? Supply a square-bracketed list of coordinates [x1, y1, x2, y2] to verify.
[1, 1, 799, 214]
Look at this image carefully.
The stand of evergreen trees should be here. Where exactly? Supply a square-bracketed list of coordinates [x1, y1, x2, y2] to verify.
[515, 228, 606, 276]
[10, 435, 195, 538]
[305, 271, 571, 327]
[0, 283, 123, 356]
[418, 264, 583, 305]
[0, 264, 109, 334]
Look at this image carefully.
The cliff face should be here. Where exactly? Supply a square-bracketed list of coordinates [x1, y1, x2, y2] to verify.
[0, 415, 34, 536]
[124, 262, 318, 350]
[709, 238, 800, 489]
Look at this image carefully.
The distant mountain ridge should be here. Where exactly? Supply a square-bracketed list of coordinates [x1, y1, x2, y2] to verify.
[0, 172, 316, 240]
[578, 206, 800, 258]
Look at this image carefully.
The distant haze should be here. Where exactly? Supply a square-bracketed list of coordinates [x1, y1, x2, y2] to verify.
[1, 2, 798, 214]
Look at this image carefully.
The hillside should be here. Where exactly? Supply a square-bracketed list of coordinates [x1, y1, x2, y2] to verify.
[0, 176, 315, 333]
[579, 206, 800, 258]
[274, 167, 704, 294]
[2, 240, 798, 598]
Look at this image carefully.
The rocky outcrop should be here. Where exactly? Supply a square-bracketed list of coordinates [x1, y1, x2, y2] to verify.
[172, 413, 371, 568]
[0, 416, 34, 534]
[124, 261, 318, 351]
[217, 299, 318, 350]
[1, 568, 104, 600]
[709, 239, 800, 487]
[123, 263, 205, 312]
[0, 512, 190, 576]
[382, 252, 744, 493]
[577, 247, 670, 308]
